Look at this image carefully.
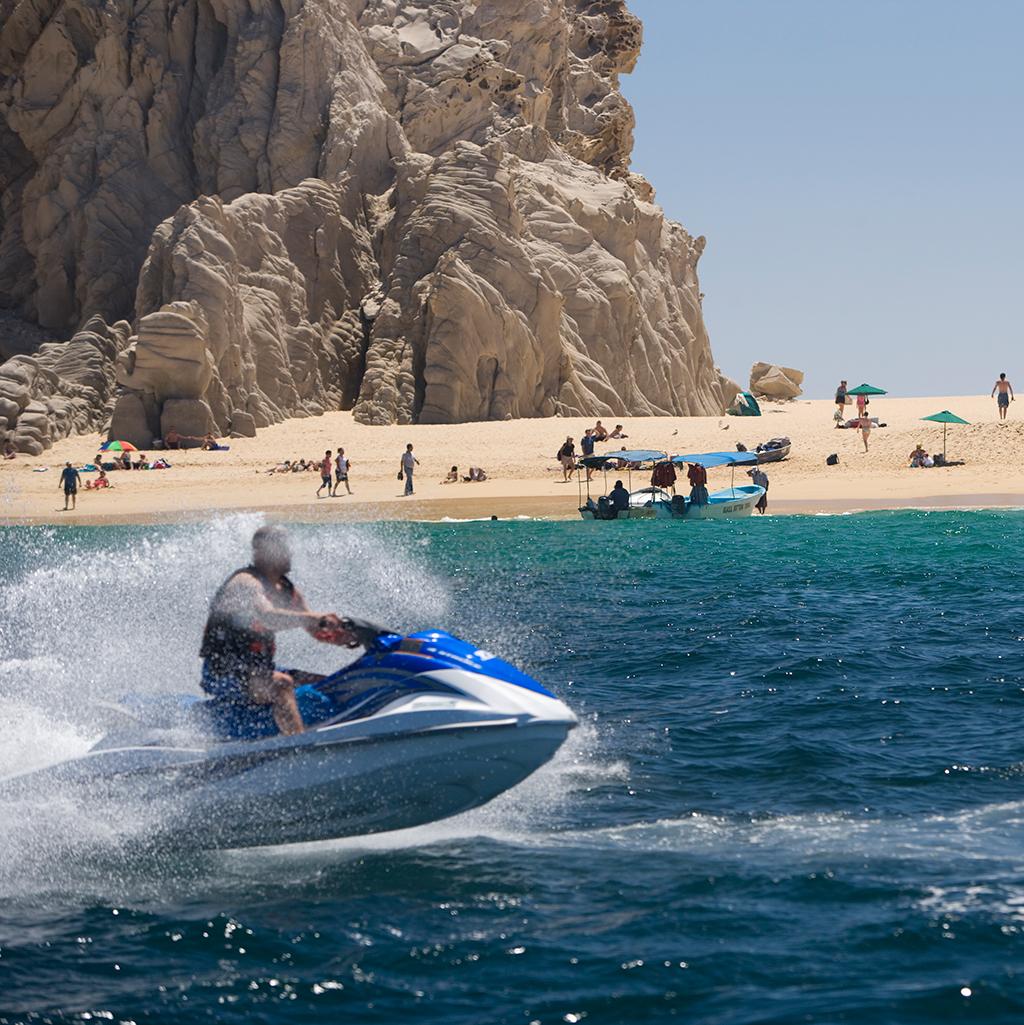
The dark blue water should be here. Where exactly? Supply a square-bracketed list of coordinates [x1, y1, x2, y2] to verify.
[2, 511, 1024, 1024]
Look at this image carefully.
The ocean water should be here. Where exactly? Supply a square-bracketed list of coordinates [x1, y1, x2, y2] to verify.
[2, 510, 1024, 1024]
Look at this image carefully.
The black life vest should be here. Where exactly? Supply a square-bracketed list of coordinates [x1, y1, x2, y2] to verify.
[199, 567, 297, 677]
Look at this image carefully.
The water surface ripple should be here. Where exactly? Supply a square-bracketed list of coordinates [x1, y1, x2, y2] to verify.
[1, 510, 1023, 1023]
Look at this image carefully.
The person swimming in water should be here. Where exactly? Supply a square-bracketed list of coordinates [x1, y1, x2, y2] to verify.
[199, 526, 356, 735]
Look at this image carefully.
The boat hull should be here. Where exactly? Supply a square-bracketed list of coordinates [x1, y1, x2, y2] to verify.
[580, 485, 764, 521]
[756, 445, 790, 463]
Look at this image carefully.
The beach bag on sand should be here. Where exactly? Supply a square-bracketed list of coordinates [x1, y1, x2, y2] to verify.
[826, 453, 839, 466]
[397, 470, 403, 480]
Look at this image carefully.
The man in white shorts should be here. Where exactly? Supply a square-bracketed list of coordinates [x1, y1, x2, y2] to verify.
[332, 448, 352, 495]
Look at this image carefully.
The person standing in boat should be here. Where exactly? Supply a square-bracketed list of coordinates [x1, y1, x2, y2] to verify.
[200, 526, 355, 735]
[687, 461, 709, 506]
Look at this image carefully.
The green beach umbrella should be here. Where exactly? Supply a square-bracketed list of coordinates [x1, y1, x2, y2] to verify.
[100, 440, 138, 453]
[921, 410, 970, 462]
[846, 383, 888, 396]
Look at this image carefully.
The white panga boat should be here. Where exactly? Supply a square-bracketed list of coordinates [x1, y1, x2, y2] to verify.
[577, 450, 765, 521]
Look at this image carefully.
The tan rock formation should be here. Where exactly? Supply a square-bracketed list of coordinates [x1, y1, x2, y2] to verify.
[750, 362, 805, 400]
[1, 0, 735, 445]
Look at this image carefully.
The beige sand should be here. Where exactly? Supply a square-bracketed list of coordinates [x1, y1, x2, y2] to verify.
[2, 396, 1022, 525]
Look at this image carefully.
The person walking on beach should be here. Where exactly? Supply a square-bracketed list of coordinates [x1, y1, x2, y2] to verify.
[316, 450, 333, 497]
[858, 414, 872, 452]
[557, 436, 576, 481]
[400, 443, 418, 496]
[332, 448, 352, 495]
[59, 462, 81, 510]
[992, 373, 1014, 420]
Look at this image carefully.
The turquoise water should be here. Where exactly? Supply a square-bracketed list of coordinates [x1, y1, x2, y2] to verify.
[2, 511, 1024, 1023]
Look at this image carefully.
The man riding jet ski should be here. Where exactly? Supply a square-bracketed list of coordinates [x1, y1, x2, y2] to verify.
[0, 525, 577, 847]
[200, 525, 360, 735]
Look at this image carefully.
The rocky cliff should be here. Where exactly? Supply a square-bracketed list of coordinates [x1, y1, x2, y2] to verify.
[0, 0, 737, 450]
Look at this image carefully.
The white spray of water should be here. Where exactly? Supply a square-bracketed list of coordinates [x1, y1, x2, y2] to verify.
[0, 517, 595, 900]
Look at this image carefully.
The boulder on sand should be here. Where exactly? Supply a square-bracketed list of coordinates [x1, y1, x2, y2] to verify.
[750, 362, 804, 400]
[160, 399, 216, 442]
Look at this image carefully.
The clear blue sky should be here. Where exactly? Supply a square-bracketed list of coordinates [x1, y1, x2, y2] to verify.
[621, 0, 1023, 398]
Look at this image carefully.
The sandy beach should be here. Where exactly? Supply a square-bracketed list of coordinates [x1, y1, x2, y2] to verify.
[2, 395, 1022, 525]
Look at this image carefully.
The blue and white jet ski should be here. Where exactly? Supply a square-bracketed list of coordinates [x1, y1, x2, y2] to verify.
[3, 626, 576, 849]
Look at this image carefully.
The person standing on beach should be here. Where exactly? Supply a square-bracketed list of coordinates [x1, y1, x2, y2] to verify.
[332, 448, 352, 495]
[59, 462, 81, 510]
[400, 443, 418, 496]
[557, 436, 576, 481]
[749, 467, 769, 514]
[316, 450, 333, 497]
[580, 428, 597, 481]
[992, 373, 1014, 420]
[832, 381, 848, 420]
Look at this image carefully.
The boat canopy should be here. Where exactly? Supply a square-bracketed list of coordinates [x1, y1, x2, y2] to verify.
[579, 449, 668, 468]
[669, 451, 759, 468]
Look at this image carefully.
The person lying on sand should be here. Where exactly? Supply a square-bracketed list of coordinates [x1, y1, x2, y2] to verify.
[267, 460, 292, 474]
[608, 424, 628, 439]
[463, 467, 487, 482]
[84, 470, 112, 490]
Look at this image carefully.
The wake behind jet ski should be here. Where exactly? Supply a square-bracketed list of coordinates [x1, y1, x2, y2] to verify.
[1, 527, 576, 849]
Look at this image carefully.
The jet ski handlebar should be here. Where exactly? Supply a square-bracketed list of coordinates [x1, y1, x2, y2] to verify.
[316, 616, 403, 652]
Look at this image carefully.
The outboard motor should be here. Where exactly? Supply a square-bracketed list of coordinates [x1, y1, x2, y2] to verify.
[597, 495, 617, 520]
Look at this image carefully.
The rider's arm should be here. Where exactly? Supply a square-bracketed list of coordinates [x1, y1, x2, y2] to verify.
[224, 575, 322, 631]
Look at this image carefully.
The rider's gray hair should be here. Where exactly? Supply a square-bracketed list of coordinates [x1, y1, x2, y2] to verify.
[252, 525, 291, 557]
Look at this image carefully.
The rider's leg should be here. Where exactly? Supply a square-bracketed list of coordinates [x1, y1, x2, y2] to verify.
[249, 670, 304, 735]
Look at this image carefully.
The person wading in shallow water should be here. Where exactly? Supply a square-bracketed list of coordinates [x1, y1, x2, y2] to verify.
[199, 526, 356, 735]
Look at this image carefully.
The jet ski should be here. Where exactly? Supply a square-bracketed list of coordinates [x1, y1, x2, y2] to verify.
[2, 625, 577, 849]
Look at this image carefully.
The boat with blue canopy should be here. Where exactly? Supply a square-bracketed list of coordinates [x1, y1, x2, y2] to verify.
[578, 449, 765, 521]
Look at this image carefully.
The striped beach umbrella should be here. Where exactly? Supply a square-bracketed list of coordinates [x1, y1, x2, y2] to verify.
[100, 440, 139, 452]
